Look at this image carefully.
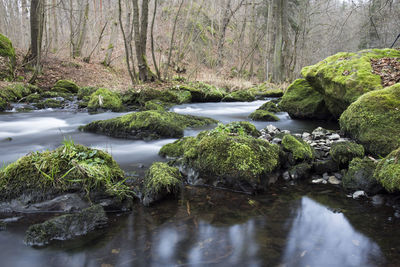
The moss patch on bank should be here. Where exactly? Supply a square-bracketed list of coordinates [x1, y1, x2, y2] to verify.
[82, 110, 218, 140]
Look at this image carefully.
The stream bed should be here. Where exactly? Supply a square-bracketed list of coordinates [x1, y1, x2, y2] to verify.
[0, 101, 399, 267]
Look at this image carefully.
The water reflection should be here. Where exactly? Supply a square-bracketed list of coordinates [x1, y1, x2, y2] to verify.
[282, 197, 383, 267]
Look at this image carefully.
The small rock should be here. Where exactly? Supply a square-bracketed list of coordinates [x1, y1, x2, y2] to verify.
[371, 195, 385, 206]
[310, 142, 317, 147]
[282, 171, 290, 181]
[394, 211, 400, 218]
[328, 133, 341, 140]
[302, 132, 311, 139]
[263, 133, 272, 141]
[312, 179, 327, 184]
[282, 130, 291, 135]
[353, 191, 366, 199]
[265, 125, 279, 135]
[328, 176, 341, 185]
[293, 133, 302, 138]
[322, 173, 330, 180]
[312, 127, 328, 140]
[272, 138, 282, 144]
[334, 173, 343, 180]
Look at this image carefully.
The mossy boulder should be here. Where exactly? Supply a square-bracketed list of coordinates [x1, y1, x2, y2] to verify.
[248, 84, 284, 98]
[279, 79, 331, 120]
[222, 90, 255, 102]
[141, 162, 182, 206]
[25, 205, 108, 246]
[77, 86, 97, 100]
[0, 34, 16, 80]
[257, 101, 281, 113]
[34, 99, 63, 109]
[0, 83, 41, 102]
[282, 134, 314, 163]
[374, 147, 400, 192]
[52, 80, 79, 93]
[179, 82, 226, 102]
[25, 93, 41, 103]
[81, 110, 218, 140]
[330, 141, 365, 167]
[122, 87, 192, 108]
[159, 122, 280, 192]
[143, 100, 166, 111]
[0, 140, 130, 202]
[87, 88, 123, 112]
[249, 110, 279, 121]
[302, 49, 400, 117]
[343, 157, 381, 194]
[340, 83, 400, 156]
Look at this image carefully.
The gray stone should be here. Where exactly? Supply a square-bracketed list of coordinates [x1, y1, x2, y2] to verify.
[272, 138, 282, 144]
[328, 176, 341, 185]
[353, 191, 366, 199]
[265, 125, 279, 135]
[312, 178, 328, 184]
[302, 132, 311, 139]
[282, 171, 290, 181]
[25, 205, 108, 246]
[282, 130, 291, 135]
[322, 173, 330, 180]
[328, 133, 341, 140]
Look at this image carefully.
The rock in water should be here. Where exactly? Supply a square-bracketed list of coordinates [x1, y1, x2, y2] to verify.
[25, 205, 108, 246]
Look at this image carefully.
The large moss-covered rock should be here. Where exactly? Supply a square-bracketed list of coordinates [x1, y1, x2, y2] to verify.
[339, 83, 400, 156]
[82, 110, 217, 140]
[141, 162, 182, 206]
[179, 82, 226, 102]
[52, 80, 79, 93]
[25, 205, 108, 246]
[282, 134, 314, 163]
[87, 88, 123, 112]
[222, 90, 255, 102]
[249, 110, 279, 121]
[0, 140, 129, 202]
[374, 147, 400, 192]
[159, 122, 280, 191]
[343, 157, 381, 194]
[279, 79, 331, 119]
[330, 141, 365, 167]
[0, 34, 16, 80]
[302, 49, 400, 117]
[122, 87, 192, 107]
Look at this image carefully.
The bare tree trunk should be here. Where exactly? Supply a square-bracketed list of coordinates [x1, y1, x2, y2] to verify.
[103, 8, 119, 66]
[52, 0, 58, 51]
[165, 0, 184, 79]
[73, 0, 89, 58]
[29, 0, 45, 83]
[151, 0, 160, 79]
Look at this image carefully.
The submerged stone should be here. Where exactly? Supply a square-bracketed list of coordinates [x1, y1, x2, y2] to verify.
[141, 162, 182, 206]
[340, 83, 400, 156]
[82, 110, 218, 140]
[25, 205, 108, 246]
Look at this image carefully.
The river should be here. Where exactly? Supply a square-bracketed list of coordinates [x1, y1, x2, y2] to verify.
[0, 100, 398, 267]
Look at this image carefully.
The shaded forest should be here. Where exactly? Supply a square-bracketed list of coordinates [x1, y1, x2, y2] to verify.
[0, 0, 399, 85]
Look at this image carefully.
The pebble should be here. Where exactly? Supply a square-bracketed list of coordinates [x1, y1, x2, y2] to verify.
[312, 178, 328, 184]
[353, 191, 366, 199]
[282, 130, 291, 134]
[282, 171, 290, 181]
[328, 176, 341, 185]
[334, 173, 343, 180]
[322, 173, 330, 180]
[272, 138, 282, 144]
[328, 133, 341, 140]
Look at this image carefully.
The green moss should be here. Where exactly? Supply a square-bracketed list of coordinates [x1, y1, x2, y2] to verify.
[160, 122, 280, 186]
[0, 97, 7, 111]
[343, 157, 379, 193]
[282, 134, 314, 162]
[339, 83, 400, 156]
[142, 162, 182, 198]
[222, 90, 255, 102]
[77, 86, 97, 100]
[248, 84, 284, 98]
[35, 99, 63, 109]
[88, 88, 123, 112]
[143, 100, 166, 111]
[0, 83, 41, 101]
[301, 49, 400, 117]
[82, 110, 218, 140]
[330, 141, 365, 166]
[249, 110, 279, 121]
[257, 101, 281, 113]
[0, 139, 129, 201]
[0, 34, 16, 80]
[40, 91, 73, 100]
[374, 147, 400, 192]
[25, 93, 41, 103]
[179, 82, 226, 102]
[280, 79, 331, 119]
[53, 80, 79, 93]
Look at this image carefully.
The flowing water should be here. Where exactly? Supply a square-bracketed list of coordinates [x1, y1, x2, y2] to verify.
[0, 101, 399, 267]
